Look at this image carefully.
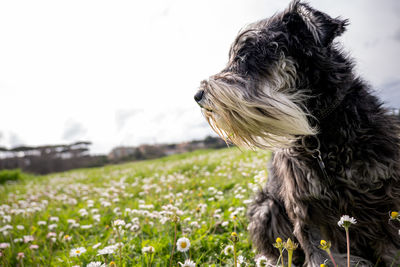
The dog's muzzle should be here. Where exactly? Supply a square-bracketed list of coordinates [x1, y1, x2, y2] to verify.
[194, 89, 204, 103]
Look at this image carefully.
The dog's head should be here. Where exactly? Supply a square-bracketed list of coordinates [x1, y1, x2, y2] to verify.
[195, 0, 348, 149]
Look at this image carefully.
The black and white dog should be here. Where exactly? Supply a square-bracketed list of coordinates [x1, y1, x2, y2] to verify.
[194, 1, 400, 266]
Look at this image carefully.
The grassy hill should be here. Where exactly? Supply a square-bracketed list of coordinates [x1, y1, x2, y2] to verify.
[0, 148, 271, 266]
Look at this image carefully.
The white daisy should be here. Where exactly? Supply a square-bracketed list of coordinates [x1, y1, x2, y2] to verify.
[86, 261, 106, 267]
[178, 259, 196, 267]
[70, 247, 87, 257]
[142, 246, 155, 254]
[223, 245, 234, 255]
[176, 237, 190, 252]
[337, 215, 357, 228]
[97, 245, 115, 255]
[92, 243, 102, 249]
[112, 219, 126, 227]
[256, 255, 269, 267]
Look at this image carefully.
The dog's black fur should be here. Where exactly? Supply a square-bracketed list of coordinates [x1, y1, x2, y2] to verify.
[196, 1, 400, 266]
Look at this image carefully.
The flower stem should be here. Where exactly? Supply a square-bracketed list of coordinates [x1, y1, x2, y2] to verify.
[346, 228, 350, 267]
[233, 242, 237, 267]
[169, 222, 177, 267]
[327, 249, 337, 267]
[288, 249, 293, 267]
[279, 248, 284, 267]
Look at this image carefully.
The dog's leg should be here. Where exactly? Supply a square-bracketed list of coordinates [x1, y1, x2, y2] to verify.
[248, 186, 305, 265]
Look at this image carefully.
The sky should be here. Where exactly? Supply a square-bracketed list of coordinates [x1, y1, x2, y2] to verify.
[0, 0, 399, 154]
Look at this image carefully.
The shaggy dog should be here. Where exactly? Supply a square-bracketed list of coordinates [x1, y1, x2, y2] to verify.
[194, 1, 400, 266]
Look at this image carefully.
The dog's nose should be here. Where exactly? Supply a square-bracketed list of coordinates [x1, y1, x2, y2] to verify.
[194, 90, 204, 103]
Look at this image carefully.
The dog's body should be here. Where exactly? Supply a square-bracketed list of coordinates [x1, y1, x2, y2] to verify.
[195, 1, 400, 266]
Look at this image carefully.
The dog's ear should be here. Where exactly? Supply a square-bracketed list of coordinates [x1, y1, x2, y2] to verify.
[286, 0, 348, 47]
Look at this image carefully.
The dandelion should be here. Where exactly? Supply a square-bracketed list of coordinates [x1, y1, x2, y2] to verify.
[256, 255, 269, 267]
[390, 211, 399, 221]
[338, 215, 356, 267]
[178, 259, 196, 267]
[273, 237, 284, 267]
[70, 247, 87, 257]
[176, 237, 190, 252]
[319, 240, 337, 267]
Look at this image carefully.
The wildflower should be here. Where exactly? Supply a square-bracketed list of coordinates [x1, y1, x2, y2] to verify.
[49, 216, 59, 222]
[16, 252, 24, 260]
[16, 225, 24, 230]
[223, 245, 234, 255]
[319, 240, 331, 251]
[142, 246, 155, 254]
[92, 243, 101, 249]
[256, 255, 269, 267]
[81, 224, 93, 229]
[47, 232, 57, 238]
[48, 224, 58, 230]
[273, 237, 284, 249]
[390, 211, 399, 220]
[112, 219, 126, 227]
[23, 235, 34, 243]
[273, 237, 284, 267]
[63, 235, 72, 241]
[178, 259, 196, 267]
[337, 215, 357, 228]
[221, 221, 229, 227]
[320, 264, 327, 267]
[230, 232, 239, 243]
[338, 215, 356, 267]
[29, 244, 39, 250]
[70, 247, 87, 257]
[0, 243, 10, 249]
[87, 261, 106, 267]
[109, 261, 116, 266]
[176, 237, 190, 252]
[284, 238, 298, 267]
[238, 255, 245, 265]
[318, 240, 337, 267]
[97, 245, 116, 255]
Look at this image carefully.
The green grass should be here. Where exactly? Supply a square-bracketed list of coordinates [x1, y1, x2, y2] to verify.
[0, 148, 271, 266]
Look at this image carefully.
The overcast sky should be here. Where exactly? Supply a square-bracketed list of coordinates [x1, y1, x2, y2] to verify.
[0, 0, 399, 154]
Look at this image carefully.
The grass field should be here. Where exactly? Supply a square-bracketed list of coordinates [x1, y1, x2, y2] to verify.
[0, 148, 271, 266]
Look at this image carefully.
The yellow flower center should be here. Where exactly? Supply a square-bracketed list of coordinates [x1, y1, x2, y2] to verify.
[320, 240, 327, 246]
[391, 211, 399, 219]
[64, 235, 69, 239]
[276, 237, 282, 243]
[109, 261, 116, 267]
[181, 241, 187, 248]
[76, 250, 80, 254]
[231, 232, 237, 237]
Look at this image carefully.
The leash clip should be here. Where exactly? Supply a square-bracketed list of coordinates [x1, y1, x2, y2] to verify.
[301, 136, 329, 180]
